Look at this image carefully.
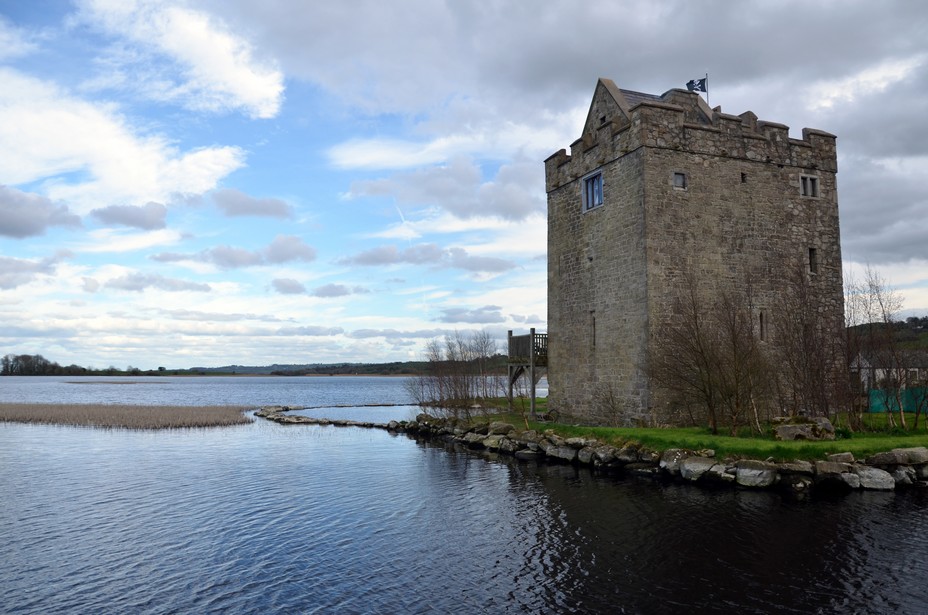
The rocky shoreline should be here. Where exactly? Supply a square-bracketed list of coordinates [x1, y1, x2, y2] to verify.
[255, 407, 928, 495]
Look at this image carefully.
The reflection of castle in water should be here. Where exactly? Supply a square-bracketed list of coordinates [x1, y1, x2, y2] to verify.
[410, 432, 905, 612]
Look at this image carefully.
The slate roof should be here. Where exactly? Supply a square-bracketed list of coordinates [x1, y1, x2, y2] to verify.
[618, 89, 663, 107]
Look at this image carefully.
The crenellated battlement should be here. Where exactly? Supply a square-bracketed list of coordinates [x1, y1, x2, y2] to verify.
[545, 80, 836, 193]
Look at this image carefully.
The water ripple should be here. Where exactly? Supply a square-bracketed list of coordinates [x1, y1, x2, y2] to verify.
[4, 420, 928, 614]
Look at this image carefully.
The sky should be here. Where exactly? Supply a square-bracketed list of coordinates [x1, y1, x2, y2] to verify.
[1, 0, 926, 370]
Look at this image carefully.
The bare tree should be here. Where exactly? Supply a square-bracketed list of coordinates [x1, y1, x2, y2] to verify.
[649, 273, 771, 435]
[772, 258, 845, 422]
[853, 266, 907, 428]
[650, 273, 721, 433]
[405, 330, 503, 420]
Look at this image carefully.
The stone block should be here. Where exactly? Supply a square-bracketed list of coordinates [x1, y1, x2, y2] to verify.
[735, 460, 778, 488]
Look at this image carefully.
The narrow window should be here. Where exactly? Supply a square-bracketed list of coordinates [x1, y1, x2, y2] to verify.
[759, 310, 766, 341]
[800, 175, 820, 197]
[808, 247, 818, 275]
[590, 311, 596, 348]
[741, 172, 748, 183]
[673, 172, 687, 190]
[582, 172, 603, 211]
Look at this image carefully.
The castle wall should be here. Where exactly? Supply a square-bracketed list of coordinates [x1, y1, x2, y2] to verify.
[546, 82, 843, 424]
[547, 147, 649, 424]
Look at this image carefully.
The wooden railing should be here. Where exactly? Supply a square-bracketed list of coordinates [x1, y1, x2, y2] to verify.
[508, 329, 547, 366]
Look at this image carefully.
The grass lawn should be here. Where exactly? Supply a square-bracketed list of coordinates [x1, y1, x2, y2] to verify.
[481, 399, 928, 462]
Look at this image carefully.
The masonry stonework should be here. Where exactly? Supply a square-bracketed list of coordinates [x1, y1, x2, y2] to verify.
[546, 79, 843, 425]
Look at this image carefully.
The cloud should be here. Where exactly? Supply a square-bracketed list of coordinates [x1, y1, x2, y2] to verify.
[338, 242, 515, 273]
[80, 228, 182, 253]
[91, 201, 167, 229]
[347, 155, 543, 220]
[276, 325, 345, 336]
[77, 0, 284, 118]
[212, 188, 293, 218]
[0, 185, 82, 238]
[152, 235, 316, 269]
[437, 305, 506, 324]
[0, 67, 246, 214]
[0, 253, 67, 289]
[311, 283, 368, 298]
[264, 234, 317, 263]
[0, 16, 37, 61]
[82, 277, 101, 293]
[346, 328, 451, 340]
[104, 271, 211, 292]
[272, 278, 306, 294]
[155, 308, 286, 322]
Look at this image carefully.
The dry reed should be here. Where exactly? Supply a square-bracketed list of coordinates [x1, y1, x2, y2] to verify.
[0, 403, 252, 430]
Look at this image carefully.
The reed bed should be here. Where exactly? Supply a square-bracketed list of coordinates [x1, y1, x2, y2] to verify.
[0, 403, 252, 430]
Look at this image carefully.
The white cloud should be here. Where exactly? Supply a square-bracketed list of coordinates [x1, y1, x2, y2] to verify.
[79, 228, 183, 253]
[0, 16, 37, 61]
[347, 156, 545, 221]
[805, 56, 925, 111]
[0, 68, 246, 214]
[78, 0, 284, 118]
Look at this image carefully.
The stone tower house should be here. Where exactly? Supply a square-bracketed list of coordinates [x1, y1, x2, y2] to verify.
[545, 78, 843, 424]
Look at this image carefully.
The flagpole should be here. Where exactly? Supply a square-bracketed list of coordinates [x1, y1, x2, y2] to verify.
[705, 73, 709, 106]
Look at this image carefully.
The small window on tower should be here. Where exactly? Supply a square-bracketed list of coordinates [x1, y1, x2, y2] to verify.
[800, 175, 820, 197]
[741, 172, 748, 183]
[582, 171, 604, 211]
[673, 172, 687, 190]
[809, 248, 818, 275]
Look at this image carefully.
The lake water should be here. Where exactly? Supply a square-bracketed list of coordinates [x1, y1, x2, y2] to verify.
[2, 376, 927, 614]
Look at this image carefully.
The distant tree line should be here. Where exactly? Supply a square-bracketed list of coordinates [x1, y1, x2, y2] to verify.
[0, 354, 452, 377]
[1, 354, 91, 376]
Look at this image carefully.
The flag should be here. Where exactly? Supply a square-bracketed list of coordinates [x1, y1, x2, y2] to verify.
[686, 77, 707, 93]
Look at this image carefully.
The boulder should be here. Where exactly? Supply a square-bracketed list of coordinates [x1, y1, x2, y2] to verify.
[827, 452, 855, 464]
[592, 445, 617, 465]
[577, 447, 595, 465]
[854, 466, 895, 490]
[615, 443, 641, 463]
[814, 460, 858, 490]
[892, 466, 916, 486]
[776, 460, 814, 476]
[680, 456, 718, 482]
[498, 437, 521, 454]
[487, 421, 515, 436]
[482, 435, 504, 451]
[566, 437, 595, 449]
[915, 465, 928, 481]
[735, 460, 778, 488]
[867, 447, 928, 466]
[549, 446, 578, 463]
[463, 432, 485, 448]
[774, 417, 835, 441]
[660, 449, 696, 477]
